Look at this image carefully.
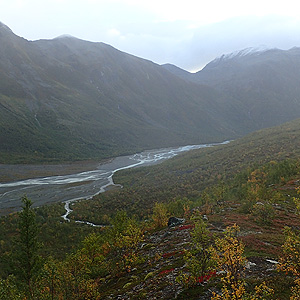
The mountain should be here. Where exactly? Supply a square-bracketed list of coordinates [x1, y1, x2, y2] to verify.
[164, 47, 300, 131]
[2, 22, 300, 163]
[161, 63, 192, 82]
[0, 22, 241, 163]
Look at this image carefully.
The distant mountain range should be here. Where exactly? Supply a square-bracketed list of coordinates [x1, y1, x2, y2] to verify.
[164, 46, 300, 131]
[1, 21, 300, 163]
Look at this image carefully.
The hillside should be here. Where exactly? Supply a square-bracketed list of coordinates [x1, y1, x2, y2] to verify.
[164, 47, 300, 132]
[41, 117, 300, 299]
[0, 22, 239, 163]
[69, 117, 300, 224]
[2, 21, 300, 163]
[2, 117, 300, 299]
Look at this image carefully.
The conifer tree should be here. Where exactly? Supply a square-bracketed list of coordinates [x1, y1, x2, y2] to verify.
[15, 196, 41, 298]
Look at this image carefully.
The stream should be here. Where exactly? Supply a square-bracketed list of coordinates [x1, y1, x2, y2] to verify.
[0, 141, 229, 221]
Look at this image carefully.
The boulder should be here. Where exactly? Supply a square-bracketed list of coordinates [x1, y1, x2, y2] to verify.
[168, 217, 185, 227]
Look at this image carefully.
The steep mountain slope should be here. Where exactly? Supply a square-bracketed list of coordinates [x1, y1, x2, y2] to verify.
[164, 47, 300, 132]
[0, 22, 240, 163]
[2, 20, 300, 164]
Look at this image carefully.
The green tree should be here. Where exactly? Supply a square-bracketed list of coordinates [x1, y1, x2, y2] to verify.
[0, 275, 24, 300]
[177, 217, 214, 287]
[191, 218, 214, 277]
[80, 233, 106, 278]
[36, 257, 63, 300]
[106, 211, 144, 275]
[152, 202, 169, 228]
[14, 196, 42, 298]
[60, 252, 101, 300]
[252, 202, 275, 225]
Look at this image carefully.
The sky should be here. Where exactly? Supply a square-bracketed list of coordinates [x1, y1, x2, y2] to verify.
[1, 0, 300, 71]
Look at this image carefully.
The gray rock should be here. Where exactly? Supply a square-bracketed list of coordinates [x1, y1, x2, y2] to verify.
[168, 217, 185, 227]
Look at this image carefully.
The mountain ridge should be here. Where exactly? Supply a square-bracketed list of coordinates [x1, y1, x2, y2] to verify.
[0, 23, 239, 163]
[164, 46, 300, 131]
[1, 22, 300, 163]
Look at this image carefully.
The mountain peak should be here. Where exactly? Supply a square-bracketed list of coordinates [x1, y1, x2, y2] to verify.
[213, 46, 273, 63]
[54, 34, 78, 40]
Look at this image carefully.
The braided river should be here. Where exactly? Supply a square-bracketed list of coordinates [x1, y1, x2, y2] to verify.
[0, 141, 229, 219]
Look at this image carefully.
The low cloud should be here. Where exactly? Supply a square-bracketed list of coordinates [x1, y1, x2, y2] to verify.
[99, 15, 300, 72]
[2, 1, 300, 72]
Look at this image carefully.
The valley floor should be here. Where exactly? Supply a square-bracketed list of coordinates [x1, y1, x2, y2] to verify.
[0, 160, 102, 183]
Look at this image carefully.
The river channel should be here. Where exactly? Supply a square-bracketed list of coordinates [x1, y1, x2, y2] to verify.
[0, 141, 229, 216]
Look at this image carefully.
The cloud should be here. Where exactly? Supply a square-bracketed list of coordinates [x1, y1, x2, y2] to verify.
[107, 28, 121, 37]
[178, 15, 300, 71]
[1, 0, 300, 71]
[99, 14, 300, 71]
[99, 0, 300, 24]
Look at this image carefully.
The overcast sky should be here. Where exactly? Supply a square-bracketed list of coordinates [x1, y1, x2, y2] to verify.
[1, 0, 300, 71]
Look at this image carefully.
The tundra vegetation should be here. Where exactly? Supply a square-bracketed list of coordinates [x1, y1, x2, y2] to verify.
[2, 120, 300, 298]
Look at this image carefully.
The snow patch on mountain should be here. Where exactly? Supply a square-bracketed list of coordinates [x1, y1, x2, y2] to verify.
[212, 46, 273, 63]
